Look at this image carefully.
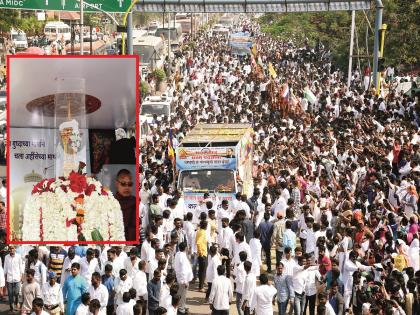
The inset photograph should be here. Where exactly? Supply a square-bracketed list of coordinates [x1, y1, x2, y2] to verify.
[7, 56, 139, 243]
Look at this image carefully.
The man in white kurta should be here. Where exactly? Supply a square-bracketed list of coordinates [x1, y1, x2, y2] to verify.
[174, 243, 193, 314]
[133, 261, 148, 301]
[80, 249, 100, 283]
[123, 249, 141, 281]
[88, 272, 109, 315]
[250, 273, 277, 315]
[241, 261, 257, 314]
[342, 252, 371, 309]
[209, 265, 233, 313]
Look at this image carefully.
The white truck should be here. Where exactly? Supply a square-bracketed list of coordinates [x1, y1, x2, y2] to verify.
[176, 123, 254, 211]
[10, 29, 28, 50]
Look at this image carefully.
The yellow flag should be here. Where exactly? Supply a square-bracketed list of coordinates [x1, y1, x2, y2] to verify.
[252, 44, 257, 56]
[268, 62, 277, 78]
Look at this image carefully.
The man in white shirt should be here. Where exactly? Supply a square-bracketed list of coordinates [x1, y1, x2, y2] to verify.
[42, 272, 64, 314]
[304, 254, 322, 315]
[291, 256, 308, 315]
[60, 248, 80, 286]
[133, 261, 148, 302]
[280, 247, 297, 277]
[123, 248, 140, 281]
[114, 269, 133, 307]
[4, 245, 24, 312]
[29, 249, 48, 289]
[103, 248, 124, 278]
[166, 294, 181, 315]
[80, 248, 101, 283]
[250, 273, 277, 315]
[218, 218, 234, 278]
[116, 292, 133, 315]
[75, 292, 90, 315]
[209, 265, 233, 314]
[235, 251, 248, 315]
[88, 272, 109, 315]
[233, 233, 251, 274]
[174, 242, 193, 314]
[304, 216, 317, 259]
[241, 261, 256, 315]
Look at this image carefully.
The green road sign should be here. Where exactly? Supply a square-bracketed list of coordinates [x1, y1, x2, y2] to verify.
[0, 0, 132, 13]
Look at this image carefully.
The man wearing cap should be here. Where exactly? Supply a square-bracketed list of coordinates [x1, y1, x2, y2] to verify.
[42, 272, 64, 315]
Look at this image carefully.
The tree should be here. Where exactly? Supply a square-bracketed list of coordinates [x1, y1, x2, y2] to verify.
[258, 0, 420, 71]
[0, 9, 21, 35]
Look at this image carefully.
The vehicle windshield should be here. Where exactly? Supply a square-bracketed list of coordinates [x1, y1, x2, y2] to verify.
[219, 19, 233, 27]
[232, 46, 251, 56]
[155, 28, 179, 41]
[140, 104, 169, 116]
[12, 34, 26, 41]
[179, 169, 235, 193]
[133, 46, 155, 63]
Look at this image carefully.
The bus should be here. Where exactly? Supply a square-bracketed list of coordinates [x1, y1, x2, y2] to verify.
[44, 22, 71, 42]
[155, 23, 183, 51]
[65, 40, 107, 55]
[133, 36, 165, 77]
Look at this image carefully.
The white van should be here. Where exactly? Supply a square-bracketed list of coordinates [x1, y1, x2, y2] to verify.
[44, 22, 71, 42]
[10, 29, 28, 50]
[140, 94, 173, 124]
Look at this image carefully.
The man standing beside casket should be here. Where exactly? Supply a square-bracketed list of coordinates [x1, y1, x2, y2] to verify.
[115, 169, 136, 241]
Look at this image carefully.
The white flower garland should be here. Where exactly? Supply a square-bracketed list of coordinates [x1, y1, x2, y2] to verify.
[22, 176, 126, 242]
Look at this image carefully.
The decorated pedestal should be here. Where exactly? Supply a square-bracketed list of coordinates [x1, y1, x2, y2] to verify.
[22, 168, 125, 241]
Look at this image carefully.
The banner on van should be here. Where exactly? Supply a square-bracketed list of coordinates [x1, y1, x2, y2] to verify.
[176, 147, 237, 170]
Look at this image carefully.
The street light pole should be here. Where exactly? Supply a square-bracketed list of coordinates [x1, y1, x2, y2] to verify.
[372, 0, 384, 93]
[347, 10, 355, 89]
[80, 0, 84, 55]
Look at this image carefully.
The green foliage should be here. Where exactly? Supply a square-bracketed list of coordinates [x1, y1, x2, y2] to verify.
[140, 80, 149, 97]
[18, 16, 45, 36]
[153, 68, 166, 83]
[0, 9, 20, 33]
[259, 0, 420, 70]
[84, 14, 102, 28]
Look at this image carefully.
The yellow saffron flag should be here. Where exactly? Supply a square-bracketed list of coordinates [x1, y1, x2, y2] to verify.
[268, 62, 277, 78]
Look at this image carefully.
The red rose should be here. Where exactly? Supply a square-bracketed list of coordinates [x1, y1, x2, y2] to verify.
[68, 172, 88, 193]
[85, 184, 96, 196]
[32, 179, 48, 194]
[46, 178, 55, 192]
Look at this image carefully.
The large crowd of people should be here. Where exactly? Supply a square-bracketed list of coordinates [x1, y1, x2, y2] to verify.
[0, 15, 419, 315]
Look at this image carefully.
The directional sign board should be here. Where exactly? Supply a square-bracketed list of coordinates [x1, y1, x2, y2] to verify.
[0, 0, 131, 13]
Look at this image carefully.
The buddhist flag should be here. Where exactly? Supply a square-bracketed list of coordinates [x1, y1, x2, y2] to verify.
[268, 62, 277, 78]
[168, 129, 175, 165]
